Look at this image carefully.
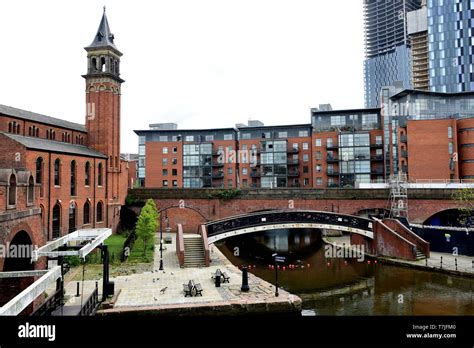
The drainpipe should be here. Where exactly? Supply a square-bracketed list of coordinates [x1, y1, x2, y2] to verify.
[48, 152, 52, 241]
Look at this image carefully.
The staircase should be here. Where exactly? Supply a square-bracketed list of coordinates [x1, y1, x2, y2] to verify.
[183, 235, 206, 268]
[415, 247, 427, 261]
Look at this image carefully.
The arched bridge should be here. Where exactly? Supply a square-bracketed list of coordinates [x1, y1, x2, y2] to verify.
[204, 210, 374, 244]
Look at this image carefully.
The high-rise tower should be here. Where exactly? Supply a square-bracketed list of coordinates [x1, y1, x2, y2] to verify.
[363, 0, 422, 107]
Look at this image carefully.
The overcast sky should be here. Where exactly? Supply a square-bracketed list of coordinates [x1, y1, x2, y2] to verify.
[0, 0, 365, 153]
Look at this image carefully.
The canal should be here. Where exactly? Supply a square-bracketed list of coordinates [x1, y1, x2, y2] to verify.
[216, 228, 474, 316]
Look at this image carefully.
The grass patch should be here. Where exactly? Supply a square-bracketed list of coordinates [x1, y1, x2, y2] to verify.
[127, 236, 155, 264]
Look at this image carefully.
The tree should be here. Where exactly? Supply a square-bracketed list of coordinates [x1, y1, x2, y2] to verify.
[135, 199, 159, 256]
[453, 187, 474, 227]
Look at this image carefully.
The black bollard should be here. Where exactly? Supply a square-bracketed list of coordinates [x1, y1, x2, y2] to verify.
[440, 256, 443, 269]
[76, 282, 80, 297]
[455, 258, 458, 271]
[215, 273, 221, 288]
[425, 258, 428, 267]
[241, 267, 250, 292]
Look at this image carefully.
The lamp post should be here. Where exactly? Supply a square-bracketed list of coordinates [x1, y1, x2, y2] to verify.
[159, 210, 164, 271]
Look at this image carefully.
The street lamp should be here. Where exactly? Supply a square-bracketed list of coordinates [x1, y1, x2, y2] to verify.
[159, 210, 164, 271]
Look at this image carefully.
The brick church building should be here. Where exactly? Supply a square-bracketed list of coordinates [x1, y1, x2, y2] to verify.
[0, 10, 129, 306]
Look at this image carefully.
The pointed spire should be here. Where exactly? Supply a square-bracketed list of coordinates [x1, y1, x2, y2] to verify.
[86, 8, 119, 52]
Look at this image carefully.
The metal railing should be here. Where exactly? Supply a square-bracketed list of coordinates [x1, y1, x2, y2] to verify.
[205, 210, 373, 237]
[79, 286, 100, 316]
[31, 288, 63, 316]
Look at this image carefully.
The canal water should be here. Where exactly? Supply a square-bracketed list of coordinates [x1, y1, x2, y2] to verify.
[215, 229, 474, 316]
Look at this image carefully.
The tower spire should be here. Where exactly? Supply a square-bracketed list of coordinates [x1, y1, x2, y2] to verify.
[86, 7, 119, 53]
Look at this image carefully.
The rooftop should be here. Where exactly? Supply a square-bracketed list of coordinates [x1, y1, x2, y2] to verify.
[0, 104, 86, 133]
[2, 133, 107, 158]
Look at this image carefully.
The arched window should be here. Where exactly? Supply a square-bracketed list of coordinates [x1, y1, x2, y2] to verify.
[109, 155, 113, 167]
[96, 201, 103, 222]
[46, 130, 50, 139]
[98, 163, 103, 186]
[27, 176, 34, 205]
[115, 156, 118, 168]
[36, 157, 43, 197]
[8, 174, 16, 207]
[83, 201, 90, 225]
[54, 159, 60, 186]
[70, 160, 76, 196]
[28, 126, 32, 136]
[52, 203, 61, 239]
[101, 57, 106, 72]
[35, 128, 39, 137]
[16, 124, 20, 134]
[68, 202, 77, 233]
[85, 162, 90, 186]
[91, 57, 97, 71]
[8, 122, 12, 133]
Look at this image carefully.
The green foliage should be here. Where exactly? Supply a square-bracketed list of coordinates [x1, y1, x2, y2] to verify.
[63, 255, 81, 267]
[208, 189, 241, 201]
[452, 188, 474, 226]
[125, 194, 138, 206]
[135, 199, 159, 256]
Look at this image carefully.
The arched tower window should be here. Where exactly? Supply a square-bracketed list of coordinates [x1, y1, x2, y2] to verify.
[98, 163, 103, 186]
[101, 57, 106, 72]
[52, 203, 61, 239]
[68, 202, 77, 233]
[8, 174, 16, 207]
[96, 201, 103, 222]
[85, 162, 90, 186]
[91, 57, 97, 72]
[70, 160, 76, 196]
[36, 157, 43, 197]
[83, 201, 91, 225]
[54, 159, 61, 186]
[27, 176, 34, 205]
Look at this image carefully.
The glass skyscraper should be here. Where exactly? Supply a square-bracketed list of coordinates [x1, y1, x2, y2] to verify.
[364, 0, 423, 108]
[427, 0, 474, 93]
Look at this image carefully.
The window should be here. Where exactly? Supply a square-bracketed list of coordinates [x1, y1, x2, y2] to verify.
[70, 161, 76, 196]
[227, 179, 233, 188]
[185, 135, 194, 142]
[316, 164, 322, 173]
[327, 138, 333, 148]
[241, 133, 251, 140]
[303, 166, 309, 174]
[172, 158, 178, 165]
[54, 159, 61, 186]
[242, 168, 248, 175]
[205, 135, 214, 141]
[224, 134, 233, 140]
[375, 136, 383, 145]
[162, 158, 169, 166]
[96, 202, 103, 222]
[448, 126, 453, 139]
[316, 178, 323, 186]
[278, 131, 288, 138]
[173, 147, 178, 153]
[172, 180, 178, 187]
[8, 174, 16, 206]
[303, 143, 309, 150]
[85, 162, 91, 186]
[172, 169, 178, 176]
[159, 136, 168, 142]
[163, 147, 168, 154]
[36, 157, 43, 197]
[162, 169, 168, 176]
[315, 151, 322, 160]
[304, 178, 309, 186]
[243, 179, 248, 187]
[52, 203, 61, 239]
[83, 201, 90, 225]
[449, 142, 454, 155]
[303, 154, 309, 162]
[227, 167, 233, 174]
[98, 163, 103, 186]
[163, 180, 169, 187]
[315, 139, 322, 147]
[68, 202, 77, 233]
[299, 130, 309, 137]
[27, 176, 34, 205]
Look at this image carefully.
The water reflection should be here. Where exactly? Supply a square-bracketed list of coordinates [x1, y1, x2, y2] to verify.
[216, 228, 474, 316]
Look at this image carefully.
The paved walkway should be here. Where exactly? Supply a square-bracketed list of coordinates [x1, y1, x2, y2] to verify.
[56, 232, 300, 315]
[325, 235, 474, 276]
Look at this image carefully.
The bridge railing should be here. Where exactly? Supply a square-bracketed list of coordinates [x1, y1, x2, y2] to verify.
[206, 210, 373, 237]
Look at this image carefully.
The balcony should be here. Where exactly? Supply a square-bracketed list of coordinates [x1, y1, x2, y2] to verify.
[371, 168, 384, 175]
[287, 159, 299, 166]
[326, 156, 338, 163]
[212, 172, 224, 179]
[400, 135, 407, 143]
[401, 150, 408, 158]
[327, 170, 339, 176]
[288, 170, 300, 177]
[287, 148, 299, 154]
[370, 155, 384, 161]
[326, 144, 339, 150]
[250, 171, 261, 178]
[370, 143, 383, 149]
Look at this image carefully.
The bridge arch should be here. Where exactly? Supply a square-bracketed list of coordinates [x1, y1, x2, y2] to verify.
[423, 208, 470, 227]
[204, 210, 374, 244]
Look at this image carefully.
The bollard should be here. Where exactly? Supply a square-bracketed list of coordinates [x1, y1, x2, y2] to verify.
[455, 258, 458, 271]
[76, 282, 80, 297]
[241, 267, 250, 292]
[95, 281, 98, 289]
[440, 256, 443, 269]
[215, 273, 221, 288]
[425, 258, 428, 267]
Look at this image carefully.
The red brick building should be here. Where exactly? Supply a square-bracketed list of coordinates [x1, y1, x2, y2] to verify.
[0, 10, 129, 307]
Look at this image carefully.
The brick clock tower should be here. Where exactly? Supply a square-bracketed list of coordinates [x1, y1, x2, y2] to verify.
[83, 8, 124, 231]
